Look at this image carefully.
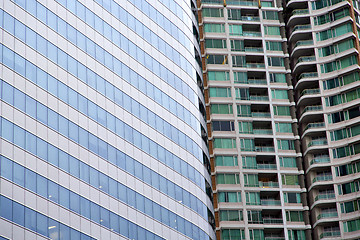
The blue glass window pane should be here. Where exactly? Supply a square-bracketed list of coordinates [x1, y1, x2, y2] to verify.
[79, 127, 89, 149]
[36, 212, 48, 237]
[99, 172, 108, 192]
[100, 207, 110, 228]
[69, 156, 79, 178]
[128, 222, 138, 240]
[4, 12, 14, 35]
[76, 2, 86, 21]
[3, 46, 14, 70]
[57, 49, 67, 70]
[48, 76, 58, 96]
[58, 116, 69, 137]
[88, 133, 97, 154]
[108, 178, 118, 198]
[68, 55, 77, 76]
[48, 219, 60, 240]
[48, 180, 59, 203]
[127, 188, 136, 208]
[1, 118, 13, 143]
[69, 191, 80, 213]
[36, 102, 47, 124]
[79, 162, 90, 184]
[89, 167, 99, 187]
[109, 212, 119, 232]
[144, 198, 153, 216]
[78, 95, 88, 115]
[118, 184, 126, 203]
[12, 201, 25, 226]
[59, 186, 70, 209]
[125, 155, 134, 175]
[24, 168, 36, 193]
[135, 192, 145, 213]
[1, 156, 13, 181]
[80, 197, 91, 220]
[97, 75, 105, 95]
[57, 18, 67, 38]
[70, 228, 80, 239]
[90, 202, 100, 223]
[14, 124, 25, 149]
[67, 0, 76, 13]
[68, 122, 79, 142]
[13, 162, 24, 186]
[37, 174, 48, 198]
[47, 11, 57, 31]
[48, 109, 58, 131]
[96, 45, 105, 64]
[153, 203, 161, 221]
[119, 218, 129, 237]
[68, 88, 78, 109]
[116, 150, 126, 170]
[2, 81, 14, 106]
[59, 223, 70, 239]
[59, 150, 69, 172]
[14, 52, 25, 76]
[36, 34, 47, 56]
[47, 42, 58, 64]
[151, 171, 159, 190]
[25, 95, 36, 118]
[25, 207, 37, 231]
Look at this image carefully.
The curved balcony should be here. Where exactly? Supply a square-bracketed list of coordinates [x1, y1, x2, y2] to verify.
[314, 193, 335, 202]
[289, 24, 312, 42]
[291, 40, 314, 57]
[319, 231, 341, 239]
[310, 156, 330, 166]
[299, 105, 323, 123]
[295, 72, 319, 89]
[308, 139, 328, 148]
[297, 88, 321, 107]
[287, 9, 310, 27]
[317, 212, 338, 220]
[293, 56, 317, 75]
[312, 175, 333, 183]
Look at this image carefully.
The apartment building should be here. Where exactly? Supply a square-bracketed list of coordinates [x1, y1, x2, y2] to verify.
[200, 0, 360, 239]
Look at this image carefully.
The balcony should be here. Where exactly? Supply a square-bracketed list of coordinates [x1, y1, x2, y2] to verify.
[263, 218, 283, 224]
[297, 56, 316, 64]
[312, 175, 333, 183]
[253, 129, 273, 135]
[261, 199, 281, 206]
[247, 63, 265, 68]
[252, 112, 271, 118]
[245, 47, 264, 52]
[256, 146, 275, 152]
[308, 139, 328, 148]
[292, 24, 311, 33]
[310, 156, 330, 165]
[319, 231, 340, 239]
[304, 122, 325, 131]
[241, 16, 260, 21]
[243, 31, 262, 37]
[294, 40, 313, 49]
[317, 212, 338, 220]
[314, 193, 335, 201]
[302, 105, 323, 114]
[250, 95, 269, 101]
[291, 9, 309, 16]
[259, 181, 279, 188]
[298, 72, 318, 80]
[258, 163, 277, 169]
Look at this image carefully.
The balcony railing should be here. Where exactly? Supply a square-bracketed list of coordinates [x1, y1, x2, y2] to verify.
[319, 231, 340, 239]
[250, 95, 269, 101]
[257, 163, 277, 169]
[248, 78, 267, 84]
[300, 88, 320, 97]
[253, 129, 273, 135]
[261, 199, 281, 205]
[304, 122, 325, 131]
[245, 47, 264, 52]
[291, 9, 309, 16]
[298, 72, 318, 80]
[252, 112, 271, 118]
[255, 146, 275, 152]
[247, 63, 265, 68]
[263, 218, 283, 224]
[308, 139, 328, 147]
[259, 181, 279, 188]
[317, 212, 338, 220]
[314, 193, 335, 201]
[310, 156, 330, 165]
[265, 237, 285, 240]
[294, 40, 313, 49]
[302, 105, 322, 114]
[292, 24, 311, 33]
[241, 16, 260, 21]
[243, 31, 262, 37]
[297, 56, 316, 63]
[312, 175, 333, 183]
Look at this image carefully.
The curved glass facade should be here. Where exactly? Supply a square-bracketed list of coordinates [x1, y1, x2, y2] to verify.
[0, 0, 215, 239]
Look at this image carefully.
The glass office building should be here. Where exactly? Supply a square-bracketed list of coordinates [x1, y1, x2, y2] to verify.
[200, 0, 360, 239]
[0, 0, 215, 239]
